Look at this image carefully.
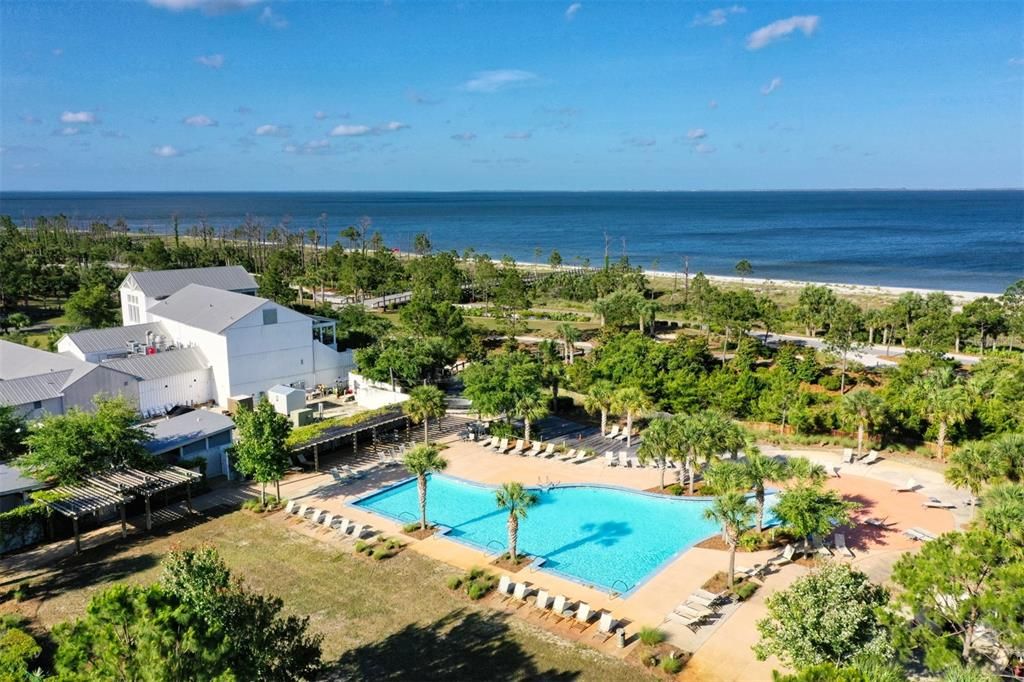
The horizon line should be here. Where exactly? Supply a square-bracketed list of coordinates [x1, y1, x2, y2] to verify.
[2, 187, 1023, 194]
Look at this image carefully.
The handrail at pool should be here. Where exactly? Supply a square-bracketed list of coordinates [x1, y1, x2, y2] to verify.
[610, 578, 633, 597]
[396, 511, 417, 522]
[485, 539, 506, 555]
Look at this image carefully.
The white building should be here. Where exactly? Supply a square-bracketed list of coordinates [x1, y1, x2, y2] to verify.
[119, 265, 257, 325]
[0, 340, 139, 418]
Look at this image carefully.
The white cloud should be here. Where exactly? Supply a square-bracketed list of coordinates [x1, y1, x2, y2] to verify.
[761, 77, 783, 95]
[462, 69, 539, 93]
[195, 53, 225, 69]
[314, 110, 328, 120]
[330, 124, 372, 137]
[151, 144, 182, 157]
[61, 111, 96, 124]
[259, 6, 288, 28]
[565, 3, 582, 20]
[55, 127, 80, 136]
[686, 128, 707, 140]
[694, 143, 716, 154]
[1010, 57, 1024, 66]
[747, 16, 820, 50]
[284, 139, 331, 155]
[451, 132, 477, 141]
[691, 5, 745, 27]
[255, 124, 289, 137]
[183, 114, 218, 127]
[380, 121, 409, 132]
[148, 0, 259, 13]
[708, 99, 718, 109]
[504, 131, 532, 140]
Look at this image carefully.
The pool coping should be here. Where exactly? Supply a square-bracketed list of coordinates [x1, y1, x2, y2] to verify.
[347, 473, 778, 599]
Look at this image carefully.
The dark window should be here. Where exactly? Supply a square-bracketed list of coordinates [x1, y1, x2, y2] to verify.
[33, 400, 42, 409]
[208, 431, 232, 447]
[262, 309, 277, 325]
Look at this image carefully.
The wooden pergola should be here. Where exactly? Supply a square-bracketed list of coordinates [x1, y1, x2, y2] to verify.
[41, 465, 202, 553]
[290, 410, 410, 470]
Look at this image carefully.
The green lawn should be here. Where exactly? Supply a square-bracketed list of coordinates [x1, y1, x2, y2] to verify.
[7, 510, 653, 681]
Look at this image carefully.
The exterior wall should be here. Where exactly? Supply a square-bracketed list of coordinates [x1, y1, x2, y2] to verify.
[311, 344, 354, 389]
[222, 303, 315, 401]
[61, 367, 140, 412]
[348, 372, 408, 410]
[119, 282, 154, 325]
[10, 396, 64, 419]
[55, 336, 88, 362]
[137, 369, 215, 417]
[148, 318, 231, 405]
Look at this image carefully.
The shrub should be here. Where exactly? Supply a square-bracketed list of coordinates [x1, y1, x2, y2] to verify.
[384, 538, 402, 551]
[372, 547, 390, 561]
[735, 581, 759, 601]
[638, 626, 666, 646]
[12, 582, 30, 602]
[446, 576, 463, 591]
[467, 566, 486, 580]
[402, 522, 422, 533]
[354, 540, 369, 553]
[662, 656, 683, 674]
[241, 496, 281, 513]
[738, 532, 763, 552]
[466, 582, 490, 600]
[665, 483, 684, 496]
[818, 375, 843, 391]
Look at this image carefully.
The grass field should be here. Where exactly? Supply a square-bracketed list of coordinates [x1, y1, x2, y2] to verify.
[4, 510, 653, 681]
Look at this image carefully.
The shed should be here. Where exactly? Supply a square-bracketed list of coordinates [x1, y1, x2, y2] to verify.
[144, 410, 236, 478]
[267, 384, 304, 416]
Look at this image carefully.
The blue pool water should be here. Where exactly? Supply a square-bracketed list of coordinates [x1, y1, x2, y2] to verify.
[354, 474, 774, 592]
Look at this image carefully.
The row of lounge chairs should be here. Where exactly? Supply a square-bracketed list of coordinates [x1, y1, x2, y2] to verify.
[666, 588, 730, 631]
[478, 437, 598, 464]
[496, 576, 622, 641]
[842, 448, 882, 465]
[602, 425, 637, 442]
[284, 500, 375, 540]
[329, 465, 366, 485]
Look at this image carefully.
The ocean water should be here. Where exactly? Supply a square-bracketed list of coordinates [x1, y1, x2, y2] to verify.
[354, 474, 764, 592]
[0, 190, 1021, 292]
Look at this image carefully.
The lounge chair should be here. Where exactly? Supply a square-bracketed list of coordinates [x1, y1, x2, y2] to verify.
[667, 610, 706, 631]
[509, 439, 526, 456]
[497, 576, 514, 598]
[492, 437, 508, 452]
[349, 524, 369, 539]
[614, 429, 629, 441]
[335, 518, 351, 534]
[903, 527, 936, 542]
[693, 588, 728, 605]
[605, 452, 617, 467]
[343, 465, 366, 480]
[617, 451, 630, 468]
[834, 533, 854, 558]
[572, 602, 593, 629]
[593, 612, 618, 641]
[573, 451, 593, 464]
[768, 544, 796, 567]
[604, 425, 620, 440]
[285, 500, 297, 514]
[628, 456, 641, 468]
[864, 517, 889, 527]
[542, 443, 556, 458]
[862, 450, 881, 465]
[512, 582, 534, 602]
[842, 448, 855, 464]
[559, 448, 577, 461]
[321, 513, 336, 528]
[329, 467, 351, 484]
[812, 534, 832, 557]
[673, 602, 713, 619]
[534, 589, 552, 611]
[550, 594, 574, 620]
[297, 504, 310, 518]
[479, 435, 494, 448]
[893, 478, 919, 493]
[685, 594, 720, 611]
[309, 509, 325, 524]
[736, 565, 769, 580]
[923, 496, 956, 509]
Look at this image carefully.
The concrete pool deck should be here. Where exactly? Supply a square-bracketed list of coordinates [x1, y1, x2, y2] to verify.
[276, 434, 960, 680]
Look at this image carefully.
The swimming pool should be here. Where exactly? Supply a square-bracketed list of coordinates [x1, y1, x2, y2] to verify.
[353, 475, 775, 593]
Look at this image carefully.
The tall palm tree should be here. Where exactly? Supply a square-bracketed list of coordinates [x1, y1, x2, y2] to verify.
[839, 389, 886, 456]
[673, 414, 704, 495]
[989, 432, 1024, 482]
[785, 456, 828, 485]
[945, 442, 992, 516]
[741, 446, 787, 533]
[555, 323, 581, 363]
[638, 417, 677, 489]
[403, 385, 447, 444]
[611, 385, 653, 447]
[582, 380, 614, 436]
[537, 340, 565, 411]
[514, 391, 548, 443]
[495, 481, 538, 564]
[925, 384, 973, 460]
[402, 444, 448, 531]
[638, 300, 659, 335]
[703, 491, 756, 588]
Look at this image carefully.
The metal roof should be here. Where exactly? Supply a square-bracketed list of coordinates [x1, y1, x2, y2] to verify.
[147, 284, 269, 333]
[61, 322, 169, 354]
[268, 384, 304, 396]
[0, 370, 71, 405]
[122, 266, 257, 300]
[43, 465, 202, 518]
[144, 410, 235, 455]
[0, 340, 95, 384]
[0, 463, 45, 496]
[103, 347, 210, 381]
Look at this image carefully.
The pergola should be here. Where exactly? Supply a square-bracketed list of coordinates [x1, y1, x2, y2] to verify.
[41, 465, 202, 553]
[290, 410, 410, 470]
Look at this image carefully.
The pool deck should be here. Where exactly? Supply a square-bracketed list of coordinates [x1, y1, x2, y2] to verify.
[276, 432, 960, 681]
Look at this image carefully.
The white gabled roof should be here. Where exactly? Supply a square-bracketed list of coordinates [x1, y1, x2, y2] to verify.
[146, 284, 269, 333]
[121, 266, 257, 299]
[61, 322, 170, 354]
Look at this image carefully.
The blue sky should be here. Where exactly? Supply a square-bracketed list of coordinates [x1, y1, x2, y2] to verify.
[1, 1, 1022, 191]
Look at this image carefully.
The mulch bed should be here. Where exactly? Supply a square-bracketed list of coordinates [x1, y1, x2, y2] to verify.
[701, 571, 754, 595]
[626, 642, 690, 678]
[490, 554, 535, 573]
[694, 528, 792, 552]
[401, 526, 439, 540]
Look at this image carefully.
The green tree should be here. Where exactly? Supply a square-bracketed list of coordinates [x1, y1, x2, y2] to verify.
[461, 351, 541, 421]
[0, 618, 41, 681]
[231, 398, 292, 505]
[638, 417, 678, 489]
[495, 481, 538, 564]
[537, 340, 566, 410]
[554, 322, 581, 363]
[755, 563, 893, 669]
[703, 490, 756, 587]
[403, 385, 447, 444]
[921, 371, 974, 460]
[889, 529, 1024, 670]
[978, 482, 1024, 546]
[785, 457, 829, 485]
[742, 446, 788, 533]
[796, 285, 838, 337]
[773, 482, 858, 554]
[770, 659, 905, 682]
[16, 396, 153, 483]
[51, 584, 235, 681]
[962, 297, 1007, 354]
[160, 546, 323, 680]
[0, 404, 27, 461]
[64, 283, 118, 329]
[839, 390, 886, 456]
[945, 442, 994, 513]
[514, 390, 548, 443]
[402, 444, 448, 531]
[582, 380, 615, 436]
[412, 232, 432, 255]
[611, 385, 653, 447]
[824, 300, 863, 393]
[1000, 279, 1024, 350]
[735, 259, 753, 276]
[990, 432, 1024, 482]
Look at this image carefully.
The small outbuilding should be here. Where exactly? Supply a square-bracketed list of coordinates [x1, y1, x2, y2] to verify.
[267, 384, 305, 417]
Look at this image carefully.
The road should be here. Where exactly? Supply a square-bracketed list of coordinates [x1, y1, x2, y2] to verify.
[754, 332, 981, 367]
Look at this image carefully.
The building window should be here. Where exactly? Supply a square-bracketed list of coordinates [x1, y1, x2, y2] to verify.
[262, 309, 277, 325]
[126, 293, 140, 323]
[33, 400, 42, 409]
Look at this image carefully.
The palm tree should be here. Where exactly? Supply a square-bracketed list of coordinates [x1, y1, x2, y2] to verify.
[989, 432, 1024, 482]
[925, 383, 973, 460]
[403, 385, 447, 444]
[495, 481, 538, 564]
[839, 389, 886, 456]
[785, 456, 828, 485]
[611, 385, 653, 447]
[583, 380, 614, 436]
[638, 300, 659, 335]
[555, 323, 581, 363]
[673, 414, 704, 495]
[703, 491, 756, 588]
[702, 459, 747, 495]
[742, 446, 787, 533]
[514, 391, 548, 443]
[638, 417, 677, 489]
[945, 442, 992, 515]
[979, 482, 1024, 545]
[537, 341, 565, 411]
[402, 444, 448, 531]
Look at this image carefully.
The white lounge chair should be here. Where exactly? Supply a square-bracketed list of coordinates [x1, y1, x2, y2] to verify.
[534, 589, 551, 611]
[593, 612, 618, 640]
[550, 594, 574, 619]
[573, 451, 593, 464]
[285, 500, 298, 514]
[604, 452, 617, 467]
[864, 517, 889, 527]
[343, 465, 366, 480]
[617, 451, 630, 468]
[693, 588, 727, 604]
[321, 513, 336, 528]
[512, 582, 533, 601]
[559, 448, 577, 461]
[667, 610, 705, 631]
[509, 439, 526, 456]
[903, 527, 936, 542]
[628, 456, 641, 468]
[736, 564, 769, 580]
[573, 602, 592, 629]
[674, 602, 712, 619]
[479, 435, 494, 448]
[297, 504, 310, 518]
[768, 544, 796, 567]
[349, 524, 369, 539]
[923, 496, 956, 509]
[542, 444, 556, 458]
[614, 428, 629, 441]
[812, 534, 832, 557]
[685, 594, 719, 610]
[497, 575, 514, 597]
[862, 450, 881, 465]
[604, 425, 620, 440]
[492, 437, 508, 452]
[894, 478, 919, 493]
[308, 509, 323, 524]
[834, 533, 854, 558]
[335, 518, 352, 535]
[842, 448, 855, 464]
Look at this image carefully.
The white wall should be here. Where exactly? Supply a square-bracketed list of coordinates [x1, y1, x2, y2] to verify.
[148, 317, 231, 405]
[62, 366, 140, 412]
[137, 369, 215, 416]
[348, 372, 408, 410]
[222, 303, 314, 400]
[10, 396, 64, 420]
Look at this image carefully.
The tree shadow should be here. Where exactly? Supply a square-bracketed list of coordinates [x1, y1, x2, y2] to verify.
[329, 608, 580, 681]
[544, 521, 632, 562]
